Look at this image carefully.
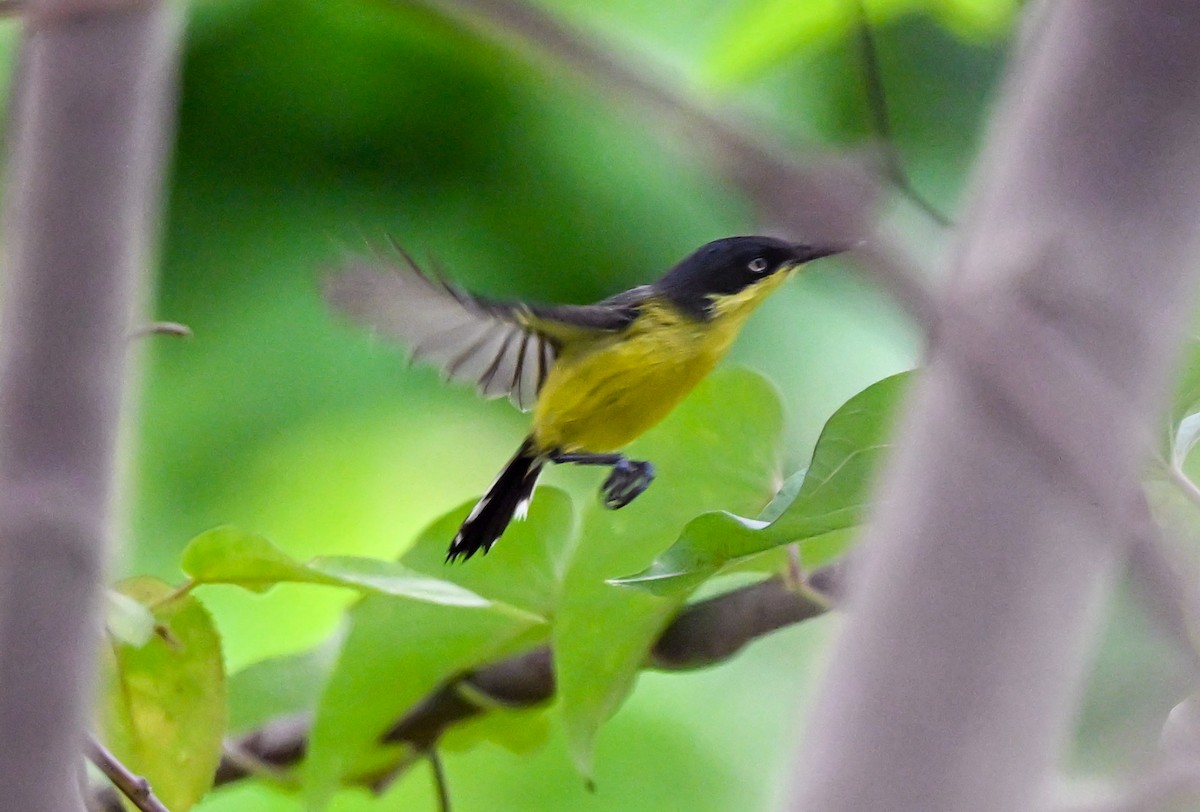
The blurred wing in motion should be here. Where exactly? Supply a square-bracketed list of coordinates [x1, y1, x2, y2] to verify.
[323, 248, 641, 411]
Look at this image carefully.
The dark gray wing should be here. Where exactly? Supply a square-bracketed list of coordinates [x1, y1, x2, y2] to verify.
[323, 251, 642, 411]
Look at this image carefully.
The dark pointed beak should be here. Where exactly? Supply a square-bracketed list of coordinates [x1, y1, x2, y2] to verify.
[790, 242, 848, 264]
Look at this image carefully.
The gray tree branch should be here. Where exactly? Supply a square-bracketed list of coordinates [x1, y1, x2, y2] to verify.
[784, 4, 1200, 811]
[0, 2, 179, 810]
[397, 0, 939, 330]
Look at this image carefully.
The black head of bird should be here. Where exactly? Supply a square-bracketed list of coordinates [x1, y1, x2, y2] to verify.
[654, 236, 842, 318]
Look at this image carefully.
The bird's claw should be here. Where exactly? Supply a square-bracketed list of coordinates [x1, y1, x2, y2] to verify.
[601, 459, 655, 509]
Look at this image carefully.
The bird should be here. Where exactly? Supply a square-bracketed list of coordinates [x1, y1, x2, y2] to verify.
[324, 235, 842, 562]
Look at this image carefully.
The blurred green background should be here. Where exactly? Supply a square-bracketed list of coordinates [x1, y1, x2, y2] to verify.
[108, 0, 1021, 808]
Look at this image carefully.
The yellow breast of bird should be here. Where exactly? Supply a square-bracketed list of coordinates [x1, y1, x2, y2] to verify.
[531, 275, 786, 454]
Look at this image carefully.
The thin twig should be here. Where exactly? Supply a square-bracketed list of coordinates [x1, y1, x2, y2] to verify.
[85, 735, 172, 812]
[854, 0, 952, 227]
[128, 321, 192, 340]
[429, 749, 452, 812]
[784, 544, 803, 589]
[144, 579, 196, 613]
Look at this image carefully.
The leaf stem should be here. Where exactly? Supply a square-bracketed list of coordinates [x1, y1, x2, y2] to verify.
[784, 544, 803, 589]
[429, 749, 452, 812]
[146, 580, 195, 611]
[128, 321, 192, 340]
[854, 0, 952, 227]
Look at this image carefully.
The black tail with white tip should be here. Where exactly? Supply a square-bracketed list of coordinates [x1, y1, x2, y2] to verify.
[447, 438, 543, 562]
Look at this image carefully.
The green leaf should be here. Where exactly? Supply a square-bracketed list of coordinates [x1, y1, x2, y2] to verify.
[552, 368, 785, 776]
[300, 491, 575, 804]
[180, 526, 341, 593]
[1175, 414, 1200, 470]
[308, 556, 495, 609]
[304, 594, 547, 808]
[702, 0, 1016, 89]
[99, 577, 225, 812]
[703, 0, 848, 89]
[104, 588, 156, 647]
[401, 486, 577, 617]
[613, 371, 910, 595]
[609, 512, 775, 595]
[440, 703, 552, 756]
[934, 0, 1020, 37]
[758, 468, 808, 522]
[179, 525, 523, 615]
[227, 635, 342, 734]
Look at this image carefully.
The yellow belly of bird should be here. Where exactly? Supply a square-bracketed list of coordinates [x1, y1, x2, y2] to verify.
[530, 287, 778, 453]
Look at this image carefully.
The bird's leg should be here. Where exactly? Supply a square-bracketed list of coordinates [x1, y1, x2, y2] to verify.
[601, 458, 656, 508]
[548, 451, 656, 509]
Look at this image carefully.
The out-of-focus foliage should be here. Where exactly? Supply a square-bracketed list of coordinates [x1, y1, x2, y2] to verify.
[702, 0, 1016, 89]
[90, 0, 1025, 808]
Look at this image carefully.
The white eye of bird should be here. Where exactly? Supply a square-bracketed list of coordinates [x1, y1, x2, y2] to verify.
[748, 257, 769, 273]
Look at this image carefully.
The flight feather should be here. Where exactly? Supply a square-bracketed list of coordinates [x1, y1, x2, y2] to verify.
[323, 248, 641, 411]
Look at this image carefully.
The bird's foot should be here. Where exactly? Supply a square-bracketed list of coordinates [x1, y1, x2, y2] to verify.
[601, 459, 655, 509]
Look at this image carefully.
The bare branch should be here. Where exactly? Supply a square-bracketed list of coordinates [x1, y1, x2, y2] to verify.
[85, 736, 172, 812]
[396, 0, 939, 332]
[0, 3, 180, 810]
[649, 574, 830, 670]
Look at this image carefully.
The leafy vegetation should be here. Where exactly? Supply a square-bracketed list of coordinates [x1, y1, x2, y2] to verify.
[104, 366, 900, 809]
[86, 0, 1040, 809]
